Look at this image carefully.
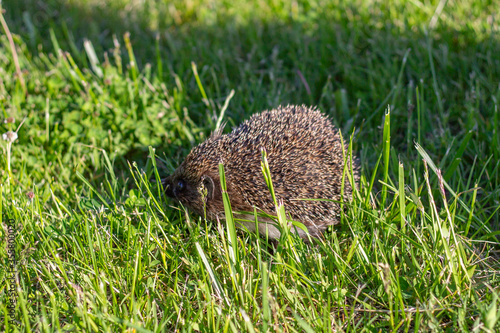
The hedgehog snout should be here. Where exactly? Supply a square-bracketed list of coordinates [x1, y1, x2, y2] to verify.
[163, 175, 191, 200]
[162, 176, 176, 198]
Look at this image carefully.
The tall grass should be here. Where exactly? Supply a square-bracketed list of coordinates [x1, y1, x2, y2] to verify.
[0, 0, 499, 331]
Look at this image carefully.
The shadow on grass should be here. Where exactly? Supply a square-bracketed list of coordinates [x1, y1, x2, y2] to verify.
[4, 0, 499, 126]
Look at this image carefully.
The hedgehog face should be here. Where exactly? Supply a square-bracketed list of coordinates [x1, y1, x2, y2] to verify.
[164, 177, 189, 199]
[163, 174, 200, 207]
[163, 170, 219, 217]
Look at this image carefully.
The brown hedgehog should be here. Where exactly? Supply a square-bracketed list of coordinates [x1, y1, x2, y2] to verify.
[163, 105, 359, 239]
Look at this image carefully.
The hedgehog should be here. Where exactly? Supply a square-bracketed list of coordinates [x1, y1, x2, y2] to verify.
[163, 105, 359, 240]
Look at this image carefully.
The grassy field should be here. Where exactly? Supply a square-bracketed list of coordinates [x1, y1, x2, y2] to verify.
[0, 0, 499, 331]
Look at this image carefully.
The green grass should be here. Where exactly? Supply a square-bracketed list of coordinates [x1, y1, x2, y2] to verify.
[0, 0, 499, 331]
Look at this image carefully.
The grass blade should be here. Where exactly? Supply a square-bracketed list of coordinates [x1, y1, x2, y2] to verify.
[219, 163, 239, 265]
[381, 107, 391, 208]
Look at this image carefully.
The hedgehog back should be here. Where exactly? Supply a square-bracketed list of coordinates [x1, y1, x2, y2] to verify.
[185, 105, 354, 236]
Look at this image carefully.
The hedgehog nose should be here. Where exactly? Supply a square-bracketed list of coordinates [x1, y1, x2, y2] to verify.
[165, 185, 174, 198]
[162, 177, 175, 198]
[165, 184, 175, 198]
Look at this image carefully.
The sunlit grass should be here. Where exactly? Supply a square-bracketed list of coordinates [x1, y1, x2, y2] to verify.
[0, 0, 499, 331]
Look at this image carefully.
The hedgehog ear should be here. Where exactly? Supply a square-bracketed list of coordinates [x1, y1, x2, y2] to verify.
[201, 175, 215, 201]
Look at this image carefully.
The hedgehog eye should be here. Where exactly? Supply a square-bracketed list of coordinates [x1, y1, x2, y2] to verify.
[177, 180, 186, 191]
